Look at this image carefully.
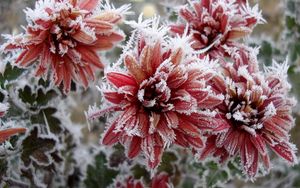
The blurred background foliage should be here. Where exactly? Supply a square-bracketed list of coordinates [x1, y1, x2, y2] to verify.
[0, 0, 300, 187]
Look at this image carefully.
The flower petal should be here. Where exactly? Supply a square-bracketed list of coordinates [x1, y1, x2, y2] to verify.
[127, 136, 142, 159]
[0, 128, 26, 143]
[106, 72, 137, 88]
[102, 121, 120, 145]
[78, 0, 98, 11]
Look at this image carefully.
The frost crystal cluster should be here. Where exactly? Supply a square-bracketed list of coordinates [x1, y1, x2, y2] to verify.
[0, 0, 299, 187]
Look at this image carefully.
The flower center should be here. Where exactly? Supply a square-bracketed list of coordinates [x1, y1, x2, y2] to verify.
[226, 95, 262, 134]
[192, 15, 222, 48]
[138, 77, 171, 112]
[49, 8, 81, 55]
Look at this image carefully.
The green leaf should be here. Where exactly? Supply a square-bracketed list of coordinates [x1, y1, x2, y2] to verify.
[0, 159, 8, 181]
[109, 144, 126, 168]
[201, 161, 229, 188]
[181, 176, 196, 188]
[0, 64, 24, 88]
[30, 108, 63, 134]
[18, 85, 57, 109]
[84, 152, 119, 188]
[158, 151, 178, 175]
[258, 41, 273, 66]
[131, 164, 151, 183]
[21, 127, 56, 166]
[286, 16, 296, 30]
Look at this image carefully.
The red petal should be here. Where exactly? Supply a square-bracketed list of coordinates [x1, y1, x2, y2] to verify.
[102, 121, 120, 145]
[127, 136, 142, 158]
[186, 136, 204, 149]
[76, 46, 104, 68]
[250, 135, 267, 155]
[36, 45, 52, 76]
[271, 142, 297, 164]
[170, 24, 185, 35]
[106, 72, 137, 88]
[148, 146, 163, 169]
[77, 66, 89, 88]
[247, 149, 258, 177]
[97, 32, 124, 42]
[124, 55, 147, 84]
[140, 45, 154, 76]
[170, 48, 183, 65]
[137, 111, 149, 137]
[227, 28, 251, 41]
[151, 173, 170, 188]
[93, 12, 122, 24]
[85, 19, 113, 33]
[199, 94, 223, 109]
[167, 67, 188, 89]
[164, 112, 179, 129]
[199, 136, 217, 160]
[16, 45, 42, 67]
[103, 91, 124, 104]
[0, 128, 26, 143]
[178, 118, 199, 137]
[151, 42, 162, 71]
[174, 131, 189, 147]
[91, 40, 114, 50]
[72, 30, 95, 44]
[78, 0, 98, 11]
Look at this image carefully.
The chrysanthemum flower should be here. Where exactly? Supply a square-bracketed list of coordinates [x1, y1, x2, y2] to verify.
[170, 0, 264, 59]
[199, 52, 298, 177]
[0, 103, 26, 143]
[1, 0, 129, 93]
[88, 17, 223, 169]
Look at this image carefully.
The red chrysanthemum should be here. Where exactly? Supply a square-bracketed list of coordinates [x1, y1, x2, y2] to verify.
[1, 0, 128, 93]
[170, 0, 264, 59]
[88, 18, 224, 169]
[199, 50, 298, 177]
[0, 103, 26, 143]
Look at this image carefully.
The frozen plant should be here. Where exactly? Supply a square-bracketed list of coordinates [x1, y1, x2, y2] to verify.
[170, 0, 264, 59]
[88, 16, 224, 169]
[199, 50, 298, 178]
[0, 0, 129, 93]
[0, 0, 299, 187]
